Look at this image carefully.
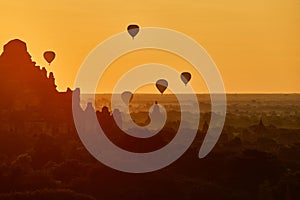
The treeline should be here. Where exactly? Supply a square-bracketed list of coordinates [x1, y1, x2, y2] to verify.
[0, 123, 299, 199]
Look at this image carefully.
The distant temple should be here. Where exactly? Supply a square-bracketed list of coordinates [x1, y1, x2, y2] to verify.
[258, 117, 266, 129]
[201, 120, 209, 133]
[249, 117, 267, 136]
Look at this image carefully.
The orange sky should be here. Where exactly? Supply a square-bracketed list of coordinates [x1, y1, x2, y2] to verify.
[0, 0, 299, 93]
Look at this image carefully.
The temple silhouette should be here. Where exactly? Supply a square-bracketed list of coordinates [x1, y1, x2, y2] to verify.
[0, 39, 79, 136]
[0, 39, 175, 152]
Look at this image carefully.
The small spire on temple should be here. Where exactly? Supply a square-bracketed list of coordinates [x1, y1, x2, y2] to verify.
[258, 117, 265, 129]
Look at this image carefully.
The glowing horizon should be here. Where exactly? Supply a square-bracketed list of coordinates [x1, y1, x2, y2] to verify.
[0, 0, 299, 93]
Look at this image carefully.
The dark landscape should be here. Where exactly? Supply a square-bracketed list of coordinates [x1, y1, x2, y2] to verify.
[0, 39, 299, 199]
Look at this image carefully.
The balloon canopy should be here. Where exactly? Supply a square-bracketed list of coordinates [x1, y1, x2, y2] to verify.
[43, 51, 56, 65]
[127, 24, 140, 39]
[121, 91, 133, 105]
[156, 79, 168, 94]
[180, 72, 192, 85]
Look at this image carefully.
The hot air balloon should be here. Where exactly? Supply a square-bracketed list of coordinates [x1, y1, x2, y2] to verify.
[43, 51, 56, 65]
[156, 79, 168, 94]
[180, 72, 191, 85]
[121, 91, 133, 105]
[127, 24, 140, 39]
